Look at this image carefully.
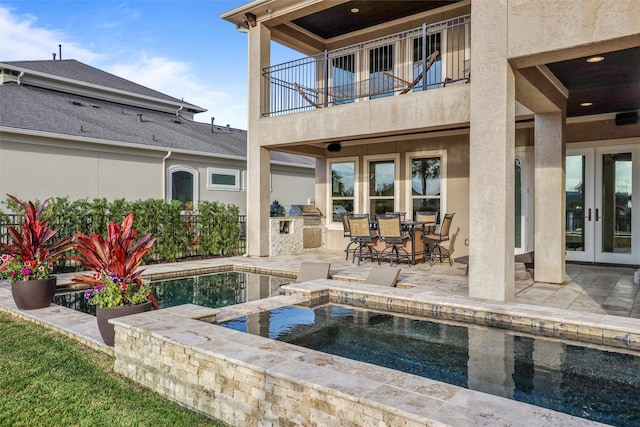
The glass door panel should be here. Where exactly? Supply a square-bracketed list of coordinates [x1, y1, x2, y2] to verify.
[565, 150, 595, 263]
[566, 146, 638, 264]
[369, 45, 394, 99]
[331, 54, 355, 105]
[515, 147, 533, 255]
[566, 155, 586, 254]
[515, 159, 522, 249]
[596, 150, 634, 263]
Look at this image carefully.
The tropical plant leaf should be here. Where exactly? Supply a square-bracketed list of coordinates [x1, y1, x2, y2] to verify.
[0, 195, 74, 276]
[71, 213, 157, 287]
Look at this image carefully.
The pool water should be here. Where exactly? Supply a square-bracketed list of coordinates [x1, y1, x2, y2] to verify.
[53, 271, 290, 315]
[220, 304, 640, 426]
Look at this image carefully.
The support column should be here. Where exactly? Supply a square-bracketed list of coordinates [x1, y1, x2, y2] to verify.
[534, 112, 566, 283]
[246, 23, 271, 257]
[469, 0, 515, 301]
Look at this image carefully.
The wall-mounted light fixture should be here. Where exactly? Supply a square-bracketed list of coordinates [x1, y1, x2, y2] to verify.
[245, 12, 257, 27]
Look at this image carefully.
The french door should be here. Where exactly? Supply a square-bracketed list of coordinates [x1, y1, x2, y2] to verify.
[566, 146, 639, 264]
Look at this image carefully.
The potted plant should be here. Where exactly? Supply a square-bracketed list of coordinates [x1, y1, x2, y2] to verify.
[0, 194, 73, 310]
[72, 212, 158, 346]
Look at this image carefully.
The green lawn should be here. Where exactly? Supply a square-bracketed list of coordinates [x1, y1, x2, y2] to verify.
[0, 311, 227, 427]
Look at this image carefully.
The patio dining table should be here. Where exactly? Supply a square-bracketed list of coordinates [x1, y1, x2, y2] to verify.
[369, 220, 436, 265]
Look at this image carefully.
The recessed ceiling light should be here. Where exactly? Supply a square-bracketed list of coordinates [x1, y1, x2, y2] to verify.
[586, 56, 604, 63]
[351, 8, 360, 13]
[580, 102, 593, 107]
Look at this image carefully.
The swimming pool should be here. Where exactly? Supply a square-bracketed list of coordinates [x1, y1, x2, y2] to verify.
[53, 271, 290, 315]
[220, 303, 640, 426]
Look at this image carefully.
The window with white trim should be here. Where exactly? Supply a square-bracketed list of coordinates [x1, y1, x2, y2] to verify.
[406, 150, 445, 221]
[365, 154, 399, 217]
[207, 167, 240, 191]
[166, 165, 199, 209]
[328, 158, 357, 223]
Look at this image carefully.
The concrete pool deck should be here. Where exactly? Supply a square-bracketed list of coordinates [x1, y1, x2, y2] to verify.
[1, 251, 637, 426]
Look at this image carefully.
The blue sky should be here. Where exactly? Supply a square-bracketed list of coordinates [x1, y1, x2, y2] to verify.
[0, 0, 296, 129]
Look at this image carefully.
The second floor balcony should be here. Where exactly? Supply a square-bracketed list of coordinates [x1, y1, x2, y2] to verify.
[262, 15, 470, 117]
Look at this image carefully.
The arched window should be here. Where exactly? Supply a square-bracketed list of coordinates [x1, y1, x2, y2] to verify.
[166, 165, 199, 209]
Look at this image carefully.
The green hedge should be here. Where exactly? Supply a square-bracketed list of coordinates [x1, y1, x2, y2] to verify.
[0, 197, 243, 270]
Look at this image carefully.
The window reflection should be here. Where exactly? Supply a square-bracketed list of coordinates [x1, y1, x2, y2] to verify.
[369, 45, 394, 99]
[411, 157, 440, 219]
[331, 54, 355, 105]
[412, 33, 442, 92]
[602, 153, 632, 253]
[172, 171, 193, 207]
[331, 161, 355, 222]
[565, 155, 585, 252]
[369, 160, 395, 216]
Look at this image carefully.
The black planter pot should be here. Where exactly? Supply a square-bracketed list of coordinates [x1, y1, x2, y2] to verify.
[96, 301, 153, 346]
[11, 277, 57, 310]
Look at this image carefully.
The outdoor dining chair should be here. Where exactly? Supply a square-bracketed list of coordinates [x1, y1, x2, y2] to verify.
[341, 214, 358, 261]
[347, 214, 379, 265]
[422, 213, 455, 267]
[416, 211, 438, 234]
[377, 213, 411, 266]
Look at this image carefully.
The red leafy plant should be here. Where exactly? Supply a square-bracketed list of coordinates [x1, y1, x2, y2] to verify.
[72, 213, 159, 309]
[0, 194, 73, 281]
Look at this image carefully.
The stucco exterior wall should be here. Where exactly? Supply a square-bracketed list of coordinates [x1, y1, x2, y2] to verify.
[270, 167, 317, 207]
[257, 86, 471, 147]
[0, 138, 162, 202]
[508, 0, 640, 64]
[323, 133, 471, 258]
[0, 136, 314, 215]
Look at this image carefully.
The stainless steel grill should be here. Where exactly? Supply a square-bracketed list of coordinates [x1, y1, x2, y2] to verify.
[288, 205, 322, 217]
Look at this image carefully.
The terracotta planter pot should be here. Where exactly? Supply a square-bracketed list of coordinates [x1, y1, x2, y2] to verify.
[11, 277, 57, 310]
[96, 301, 153, 346]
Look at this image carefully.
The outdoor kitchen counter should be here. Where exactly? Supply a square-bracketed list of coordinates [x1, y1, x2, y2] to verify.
[269, 215, 325, 256]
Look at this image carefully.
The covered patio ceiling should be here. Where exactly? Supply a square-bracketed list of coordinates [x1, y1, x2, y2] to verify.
[547, 46, 640, 118]
[291, 0, 460, 39]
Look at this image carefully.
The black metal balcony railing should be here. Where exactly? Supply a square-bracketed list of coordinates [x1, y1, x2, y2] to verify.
[262, 15, 471, 117]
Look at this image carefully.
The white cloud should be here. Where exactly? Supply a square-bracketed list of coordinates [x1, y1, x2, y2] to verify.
[0, 6, 100, 62]
[106, 54, 247, 128]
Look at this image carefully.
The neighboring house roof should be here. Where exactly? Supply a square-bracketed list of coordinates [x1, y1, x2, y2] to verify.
[2, 59, 203, 112]
[0, 59, 315, 168]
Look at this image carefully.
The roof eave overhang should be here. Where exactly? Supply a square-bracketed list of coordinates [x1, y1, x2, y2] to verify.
[1, 126, 314, 169]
